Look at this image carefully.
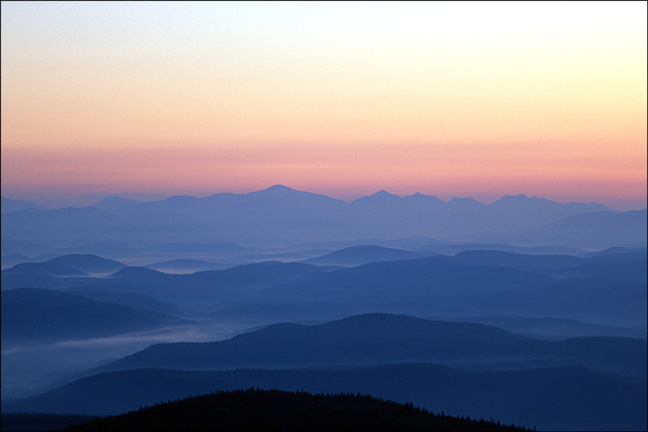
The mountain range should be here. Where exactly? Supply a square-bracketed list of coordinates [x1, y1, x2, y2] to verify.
[2, 249, 645, 326]
[3, 186, 643, 254]
[4, 313, 645, 431]
[2, 241, 646, 431]
[95, 313, 646, 376]
[2, 185, 646, 432]
[5, 365, 644, 431]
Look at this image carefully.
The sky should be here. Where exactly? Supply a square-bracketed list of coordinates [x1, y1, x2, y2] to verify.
[1, 1, 646, 210]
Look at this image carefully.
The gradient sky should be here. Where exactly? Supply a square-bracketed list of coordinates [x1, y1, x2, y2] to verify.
[1, 1, 646, 210]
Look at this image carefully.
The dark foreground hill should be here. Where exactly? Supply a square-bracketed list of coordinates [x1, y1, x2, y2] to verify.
[4, 365, 644, 431]
[61, 388, 529, 432]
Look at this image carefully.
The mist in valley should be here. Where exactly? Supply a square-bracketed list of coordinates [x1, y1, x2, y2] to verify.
[1, 187, 646, 431]
[3, 2, 646, 430]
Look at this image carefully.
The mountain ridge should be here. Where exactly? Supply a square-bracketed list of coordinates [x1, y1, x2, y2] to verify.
[53, 388, 532, 431]
[96, 313, 646, 375]
[4, 361, 645, 430]
[3, 186, 638, 251]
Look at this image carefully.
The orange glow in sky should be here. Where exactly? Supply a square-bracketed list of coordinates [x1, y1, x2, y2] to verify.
[1, 2, 646, 210]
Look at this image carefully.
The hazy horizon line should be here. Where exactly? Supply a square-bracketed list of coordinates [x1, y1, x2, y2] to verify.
[3, 184, 646, 212]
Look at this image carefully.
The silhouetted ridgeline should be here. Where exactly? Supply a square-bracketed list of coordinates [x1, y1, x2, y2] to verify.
[5, 365, 643, 430]
[94, 313, 646, 376]
[2, 186, 644, 249]
[60, 389, 530, 431]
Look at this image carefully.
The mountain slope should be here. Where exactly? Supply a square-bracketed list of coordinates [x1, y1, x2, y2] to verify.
[61, 388, 530, 432]
[46, 254, 126, 274]
[2, 251, 644, 326]
[98, 313, 543, 371]
[0, 288, 190, 347]
[474, 209, 647, 248]
[1, 197, 48, 214]
[143, 259, 223, 273]
[451, 250, 583, 269]
[302, 245, 434, 266]
[97, 313, 646, 377]
[2, 262, 88, 277]
[265, 252, 647, 325]
[4, 365, 644, 431]
[0, 259, 325, 303]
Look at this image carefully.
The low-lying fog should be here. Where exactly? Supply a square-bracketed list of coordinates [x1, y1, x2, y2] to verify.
[1, 321, 263, 401]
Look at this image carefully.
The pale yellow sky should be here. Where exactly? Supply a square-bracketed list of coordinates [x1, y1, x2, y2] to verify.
[1, 1, 646, 209]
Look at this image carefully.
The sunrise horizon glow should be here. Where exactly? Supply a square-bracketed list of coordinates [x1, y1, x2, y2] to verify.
[2, 1, 646, 212]
[3, 182, 645, 213]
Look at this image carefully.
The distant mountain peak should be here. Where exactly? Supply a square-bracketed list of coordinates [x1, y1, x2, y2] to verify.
[352, 190, 401, 205]
[98, 196, 137, 204]
[372, 190, 398, 197]
[403, 192, 444, 204]
[490, 195, 541, 206]
[250, 185, 305, 197]
[262, 184, 295, 192]
[494, 194, 535, 202]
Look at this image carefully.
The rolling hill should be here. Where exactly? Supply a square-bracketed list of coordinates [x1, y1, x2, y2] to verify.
[58, 388, 531, 431]
[4, 365, 644, 431]
[96, 313, 646, 377]
[0, 260, 327, 311]
[2, 262, 88, 277]
[46, 254, 127, 274]
[264, 252, 647, 326]
[143, 259, 224, 273]
[2, 250, 645, 327]
[302, 245, 435, 266]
